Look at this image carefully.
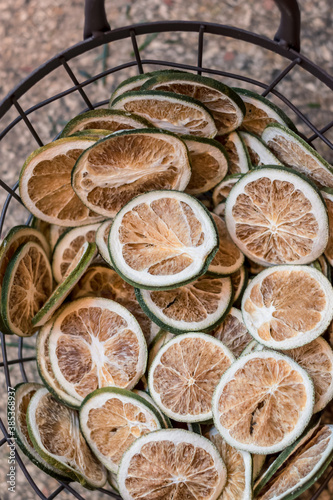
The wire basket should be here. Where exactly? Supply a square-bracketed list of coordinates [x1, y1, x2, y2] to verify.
[0, 0, 333, 498]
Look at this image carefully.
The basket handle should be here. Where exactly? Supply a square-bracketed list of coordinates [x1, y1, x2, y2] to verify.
[83, 0, 301, 52]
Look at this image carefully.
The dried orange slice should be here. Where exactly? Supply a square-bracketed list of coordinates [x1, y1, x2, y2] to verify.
[225, 167, 329, 266]
[209, 307, 252, 357]
[72, 129, 191, 218]
[242, 265, 333, 350]
[148, 333, 235, 422]
[212, 351, 315, 454]
[109, 191, 219, 290]
[48, 297, 147, 403]
[117, 429, 227, 500]
[208, 214, 244, 276]
[217, 132, 250, 175]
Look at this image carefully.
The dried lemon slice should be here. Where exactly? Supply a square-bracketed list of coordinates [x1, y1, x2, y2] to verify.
[208, 214, 244, 276]
[225, 167, 329, 266]
[117, 429, 227, 500]
[72, 129, 191, 218]
[205, 426, 252, 500]
[181, 135, 228, 194]
[48, 297, 147, 402]
[322, 188, 333, 265]
[95, 219, 113, 266]
[19, 137, 104, 226]
[242, 265, 333, 350]
[141, 73, 245, 135]
[136, 275, 233, 334]
[209, 307, 252, 357]
[27, 387, 107, 488]
[212, 351, 315, 454]
[217, 132, 250, 175]
[239, 131, 283, 167]
[80, 387, 164, 473]
[148, 333, 234, 422]
[109, 191, 219, 290]
[59, 109, 153, 137]
[212, 174, 242, 207]
[262, 123, 333, 188]
[111, 91, 217, 137]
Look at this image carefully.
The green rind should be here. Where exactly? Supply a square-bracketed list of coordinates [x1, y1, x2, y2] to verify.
[69, 129, 112, 139]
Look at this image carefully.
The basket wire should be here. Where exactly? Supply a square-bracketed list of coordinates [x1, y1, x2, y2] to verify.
[1, 1, 333, 498]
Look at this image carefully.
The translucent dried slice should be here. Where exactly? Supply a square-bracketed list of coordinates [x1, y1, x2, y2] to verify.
[95, 219, 113, 266]
[111, 91, 217, 137]
[149, 333, 235, 422]
[117, 429, 227, 500]
[322, 189, 333, 265]
[239, 131, 283, 167]
[48, 297, 147, 403]
[137, 274, 233, 334]
[141, 73, 245, 135]
[225, 167, 329, 266]
[217, 132, 250, 175]
[262, 123, 333, 188]
[80, 388, 164, 473]
[181, 135, 228, 194]
[109, 191, 219, 290]
[231, 266, 248, 304]
[212, 174, 242, 207]
[257, 425, 333, 500]
[209, 307, 252, 357]
[59, 109, 154, 137]
[27, 387, 107, 488]
[242, 265, 333, 350]
[52, 223, 101, 283]
[1, 242, 53, 336]
[208, 214, 244, 276]
[205, 427, 252, 500]
[212, 351, 315, 454]
[71, 265, 159, 345]
[19, 137, 104, 226]
[72, 129, 192, 218]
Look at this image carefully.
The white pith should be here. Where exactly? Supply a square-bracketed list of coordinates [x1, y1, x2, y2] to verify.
[240, 131, 283, 166]
[110, 79, 150, 104]
[229, 131, 250, 173]
[212, 175, 242, 207]
[95, 219, 113, 266]
[238, 94, 288, 126]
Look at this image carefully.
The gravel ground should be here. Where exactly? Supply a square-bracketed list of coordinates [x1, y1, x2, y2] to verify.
[1, 0, 333, 498]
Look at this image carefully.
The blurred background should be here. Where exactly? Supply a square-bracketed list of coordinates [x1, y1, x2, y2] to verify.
[0, 0, 333, 498]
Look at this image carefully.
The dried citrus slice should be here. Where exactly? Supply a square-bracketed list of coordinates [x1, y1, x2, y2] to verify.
[212, 350, 315, 454]
[27, 387, 107, 488]
[95, 219, 113, 266]
[262, 123, 333, 188]
[208, 214, 244, 276]
[109, 191, 219, 290]
[181, 135, 228, 194]
[133, 389, 172, 429]
[239, 131, 283, 167]
[247, 258, 267, 276]
[149, 332, 234, 422]
[253, 455, 266, 481]
[142, 73, 245, 135]
[108, 471, 120, 493]
[147, 329, 174, 371]
[256, 425, 333, 500]
[213, 202, 226, 218]
[52, 222, 101, 282]
[212, 174, 242, 207]
[19, 137, 105, 226]
[80, 387, 164, 473]
[235, 88, 297, 135]
[209, 307, 252, 357]
[242, 265, 333, 350]
[1, 241, 53, 336]
[49, 224, 67, 251]
[217, 132, 250, 175]
[10, 383, 69, 481]
[225, 166, 329, 266]
[48, 297, 147, 402]
[59, 109, 154, 137]
[205, 426, 252, 500]
[72, 129, 192, 218]
[70, 129, 112, 139]
[322, 189, 333, 265]
[231, 266, 248, 305]
[32, 242, 97, 327]
[36, 320, 81, 408]
[137, 275, 233, 334]
[111, 91, 217, 137]
[117, 429, 227, 500]
[70, 265, 159, 345]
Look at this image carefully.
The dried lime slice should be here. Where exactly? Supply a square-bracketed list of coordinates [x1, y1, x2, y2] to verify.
[208, 307, 252, 357]
[231, 266, 248, 304]
[49, 224, 67, 251]
[322, 188, 333, 265]
[208, 214, 244, 276]
[147, 329, 174, 371]
[212, 174, 242, 207]
[95, 219, 113, 266]
[239, 131, 283, 167]
[133, 389, 172, 429]
[217, 132, 250, 175]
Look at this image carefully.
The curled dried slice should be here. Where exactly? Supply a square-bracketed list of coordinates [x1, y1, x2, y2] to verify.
[212, 174, 242, 207]
[217, 132, 250, 175]
[148, 333, 235, 422]
[95, 219, 113, 267]
[136, 274, 233, 334]
[212, 351, 315, 454]
[225, 166, 329, 266]
[80, 387, 164, 473]
[48, 297, 147, 403]
[72, 129, 191, 218]
[109, 191, 219, 290]
[209, 307, 252, 357]
[322, 189, 333, 265]
[208, 214, 244, 276]
[117, 429, 227, 500]
[27, 387, 107, 488]
[239, 131, 283, 167]
[242, 265, 333, 350]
